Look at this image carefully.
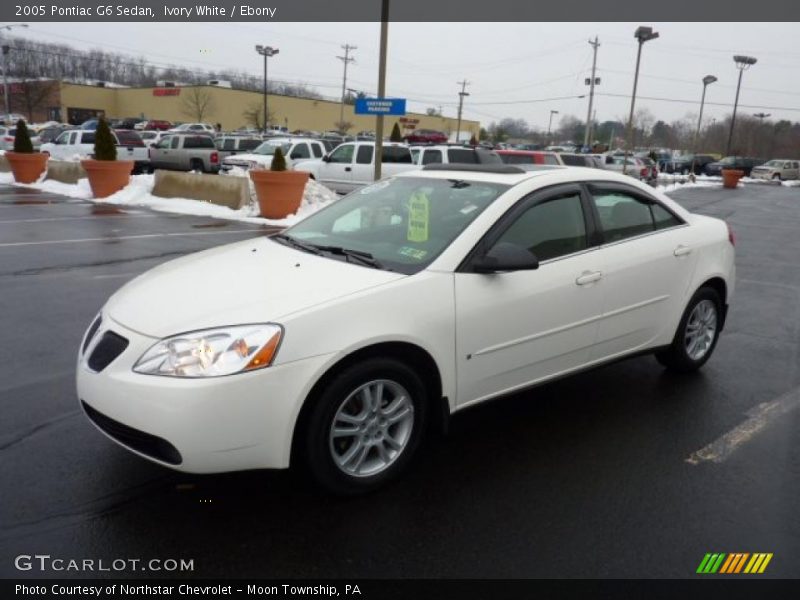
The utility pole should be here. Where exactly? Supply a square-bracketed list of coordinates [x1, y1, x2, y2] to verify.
[373, 0, 389, 182]
[337, 44, 357, 132]
[753, 112, 770, 122]
[584, 36, 600, 150]
[455, 79, 470, 142]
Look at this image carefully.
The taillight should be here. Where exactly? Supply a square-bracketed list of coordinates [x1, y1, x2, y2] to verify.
[640, 167, 648, 177]
[727, 222, 736, 246]
[3, 136, 13, 142]
[210, 152, 219, 163]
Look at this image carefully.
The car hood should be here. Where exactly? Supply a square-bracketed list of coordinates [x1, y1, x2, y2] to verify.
[105, 236, 404, 338]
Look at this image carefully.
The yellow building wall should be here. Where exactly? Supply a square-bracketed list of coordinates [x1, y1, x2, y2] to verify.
[60, 84, 480, 138]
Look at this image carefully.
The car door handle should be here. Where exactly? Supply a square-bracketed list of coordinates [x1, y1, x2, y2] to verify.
[673, 245, 692, 257]
[575, 271, 603, 286]
[345, 167, 352, 172]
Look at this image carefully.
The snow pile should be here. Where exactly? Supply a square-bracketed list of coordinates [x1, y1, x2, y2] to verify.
[657, 179, 722, 194]
[0, 170, 339, 227]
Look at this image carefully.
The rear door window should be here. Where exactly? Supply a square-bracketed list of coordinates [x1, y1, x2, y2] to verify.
[421, 149, 442, 165]
[447, 149, 478, 164]
[382, 146, 412, 163]
[356, 145, 374, 165]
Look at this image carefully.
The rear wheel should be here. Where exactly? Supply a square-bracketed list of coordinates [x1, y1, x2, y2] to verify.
[301, 357, 428, 495]
[656, 287, 722, 372]
[189, 159, 203, 173]
[773, 173, 782, 181]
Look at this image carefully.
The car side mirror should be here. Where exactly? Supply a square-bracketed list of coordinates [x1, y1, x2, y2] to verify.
[472, 243, 539, 273]
[322, 154, 331, 162]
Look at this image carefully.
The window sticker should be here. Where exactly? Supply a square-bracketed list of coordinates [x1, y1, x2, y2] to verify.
[407, 191, 430, 242]
[398, 246, 429, 260]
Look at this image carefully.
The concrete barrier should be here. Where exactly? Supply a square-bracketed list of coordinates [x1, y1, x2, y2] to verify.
[45, 160, 87, 184]
[0, 154, 9, 172]
[151, 170, 250, 210]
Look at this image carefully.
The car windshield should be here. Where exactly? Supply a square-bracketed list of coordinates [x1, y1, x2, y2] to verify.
[281, 176, 509, 274]
[719, 157, 737, 164]
[764, 160, 782, 167]
[253, 141, 292, 155]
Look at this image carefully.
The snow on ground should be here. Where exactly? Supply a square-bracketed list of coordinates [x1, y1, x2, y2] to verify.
[0, 170, 339, 227]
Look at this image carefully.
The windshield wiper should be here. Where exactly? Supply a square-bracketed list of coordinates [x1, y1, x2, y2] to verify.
[311, 245, 386, 270]
[271, 233, 324, 255]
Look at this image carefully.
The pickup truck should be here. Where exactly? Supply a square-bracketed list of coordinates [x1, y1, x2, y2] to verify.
[149, 134, 221, 173]
[40, 129, 150, 173]
[294, 141, 417, 194]
[220, 137, 326, 173]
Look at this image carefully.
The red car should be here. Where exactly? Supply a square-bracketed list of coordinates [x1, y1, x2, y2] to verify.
[143, 120, 172, 131]
[496, 150, 563, 166]
[404, 129, 448, 144]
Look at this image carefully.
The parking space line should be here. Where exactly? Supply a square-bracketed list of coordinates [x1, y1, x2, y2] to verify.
[0, 215, 159, 224]
[686, 386, 800, 465]
[0, 229, 266, 248]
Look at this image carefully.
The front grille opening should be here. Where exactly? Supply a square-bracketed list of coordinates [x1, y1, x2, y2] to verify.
[82, 315, 102, 355]
[87, 331, 129, 372]
[81, 401, 182, 465]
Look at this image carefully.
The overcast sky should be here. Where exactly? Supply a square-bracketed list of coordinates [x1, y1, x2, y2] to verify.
[11, 21, 800, 130]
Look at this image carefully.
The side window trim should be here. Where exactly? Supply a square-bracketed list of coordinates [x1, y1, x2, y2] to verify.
[456, 183, 597, 273]
[585, 181, 687, 246]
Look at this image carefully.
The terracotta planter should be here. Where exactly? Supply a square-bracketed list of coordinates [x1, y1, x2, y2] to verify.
[721, 169, 744, 189]
[5, 151, 48, 184]
[81, 160, 134, 198]
[249, 169, 309, 219]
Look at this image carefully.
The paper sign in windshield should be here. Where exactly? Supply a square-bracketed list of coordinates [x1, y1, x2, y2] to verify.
[407, 192, 430, 242]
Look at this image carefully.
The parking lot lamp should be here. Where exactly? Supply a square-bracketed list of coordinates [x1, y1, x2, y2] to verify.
[255, 45, 279, 134]
[623, 26, 659, 174]
[1, 24, 29, 123]
[547, 110, 559, 140]
[726, 55, 757, 155]
[690, 75, 717, 175]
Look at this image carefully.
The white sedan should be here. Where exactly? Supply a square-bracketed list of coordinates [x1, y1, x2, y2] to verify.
[77, 165, 735, 494]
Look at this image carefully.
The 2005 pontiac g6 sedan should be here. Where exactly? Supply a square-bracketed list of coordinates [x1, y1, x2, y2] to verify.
[78, 164, 735, 494]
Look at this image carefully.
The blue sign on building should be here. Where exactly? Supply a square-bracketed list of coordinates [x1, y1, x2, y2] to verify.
[354, 98, 407, 116]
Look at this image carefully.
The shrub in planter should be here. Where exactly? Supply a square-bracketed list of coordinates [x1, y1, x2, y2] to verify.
[390, 122, 403, 143]
[249, 147, 309, 219]
[5, 119, 48, 184]
[80, 117, 134, 198]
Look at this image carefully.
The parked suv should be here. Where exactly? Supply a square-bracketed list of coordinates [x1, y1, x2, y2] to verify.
[601, 154, 656, 183]
[214, 136, 263, 162]
[149, 134, 220, 173]
[749, 159, 800, 181]
[496, 150, 563, 166]
[404, 129, 448, 144]
[559, 153, 604, 169]
[669, 154, 716, 175]
[704, 156, 764, 177]
[412, 145, 502, 166]
[220, 138, 327, 173]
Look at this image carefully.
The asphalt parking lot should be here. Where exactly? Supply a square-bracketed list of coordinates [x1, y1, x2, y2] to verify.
[1, 182, 798, 579]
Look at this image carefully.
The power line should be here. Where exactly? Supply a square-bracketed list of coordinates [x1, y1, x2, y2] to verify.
[595, 91, 800, 113]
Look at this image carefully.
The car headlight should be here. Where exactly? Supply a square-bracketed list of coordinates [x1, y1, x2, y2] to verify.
[133, 324, 283, 378]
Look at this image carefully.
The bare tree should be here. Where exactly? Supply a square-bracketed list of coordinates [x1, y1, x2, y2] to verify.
[13, 79, 59, 122]
[242, 103, 275, 130]
[334, 120, 353, 134]
[180, 87, 215, 123]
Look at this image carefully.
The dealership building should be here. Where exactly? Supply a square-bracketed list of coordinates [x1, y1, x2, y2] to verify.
[3, 80, 480, 137]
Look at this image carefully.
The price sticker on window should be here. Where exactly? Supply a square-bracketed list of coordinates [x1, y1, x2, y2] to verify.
[407, 192, 430, 242]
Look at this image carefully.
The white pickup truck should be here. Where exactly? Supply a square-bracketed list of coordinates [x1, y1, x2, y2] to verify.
[294, 141, 418, 194]
[40, 129, 150, 173]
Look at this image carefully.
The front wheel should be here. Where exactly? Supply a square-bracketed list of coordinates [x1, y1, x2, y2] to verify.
[301, 358, 428, 494]
[656, 287, 722, 372]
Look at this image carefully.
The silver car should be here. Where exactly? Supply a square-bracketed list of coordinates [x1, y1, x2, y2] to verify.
[749, 159, 799, 181]
[0, 126, 42, 151]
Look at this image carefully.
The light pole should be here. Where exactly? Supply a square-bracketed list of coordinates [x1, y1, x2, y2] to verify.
[726, 55, 757, 156]
[1, 23, 29, 123]
[255, 45, 279, 134]
[623, 26, 659, 174]
[689, 75, 717, 175]
[455, 80, 470, 142]
[547, 110, 559, 141]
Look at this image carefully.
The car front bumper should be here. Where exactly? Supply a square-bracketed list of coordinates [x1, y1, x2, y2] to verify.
[77, 315, 335, 473]
[749, 171, 773, 180]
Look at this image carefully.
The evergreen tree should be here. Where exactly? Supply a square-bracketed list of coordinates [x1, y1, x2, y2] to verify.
[390, 122, 403, 142]
[13, 119, 34, 153]
[270, 146, 287, 171]
[94, 117, 117, 161]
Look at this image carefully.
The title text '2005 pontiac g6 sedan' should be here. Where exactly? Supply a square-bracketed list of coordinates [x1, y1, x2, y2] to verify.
[78, 164, 734, 494]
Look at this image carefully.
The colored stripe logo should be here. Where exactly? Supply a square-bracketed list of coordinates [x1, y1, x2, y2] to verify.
[696, 553, 773, 574]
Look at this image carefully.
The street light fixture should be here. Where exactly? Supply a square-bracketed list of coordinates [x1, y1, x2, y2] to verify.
[1, 23, 29, 123]
[623, 26, 659, 174]
[689, 75, 717, 176]
[726, 54, 757, 155]
[547, 110, 559, 139]
[255, 45, 279, 134]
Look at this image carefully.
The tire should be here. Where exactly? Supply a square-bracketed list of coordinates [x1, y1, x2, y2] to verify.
[301, 357, 428, 495]
[773, 173, 781, 181]
[189, 159, 203, 173]
[656, 287, 722, 372]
